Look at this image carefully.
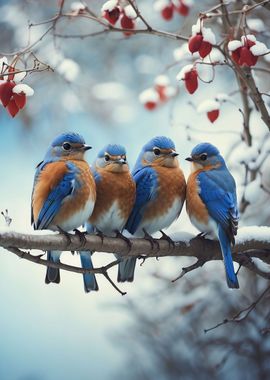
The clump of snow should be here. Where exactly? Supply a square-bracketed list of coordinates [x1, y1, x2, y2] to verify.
[154, 75, 170, 86]
[215, 93, 229, 102]
[139, 88, 159, 103]
[176, 64, 194, 80]
[70, 2, 86, 11]
[13, 71, 26, 83]
[228, 40, 242, 51]
[182, 0, 194, 6]
[0, 56, 8, 69]
[123, 5, 137, 19]
[57, 59, 80, 82]
[13, 83, 34, 96]
[202, 27, 216, 44]
[191, 18, 201, 35]
[164, 86, 177, 97]
[153, 0, 171, 12]
[197, 99, 220, 113]
[205, 48, 224, 63]
[250, 41, 269, 56]
[241, 34, 257, 44]
[101, 0, 118, 12]
[236, 226, 270, 244]
[244, 178, 262, 203]
[247, 18, 265, 32]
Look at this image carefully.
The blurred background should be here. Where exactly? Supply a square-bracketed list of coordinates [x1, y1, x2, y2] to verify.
[0, 0, 270, 379]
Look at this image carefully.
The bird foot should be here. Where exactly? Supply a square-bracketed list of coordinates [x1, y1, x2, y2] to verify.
[143, 229, 159, 251]
[57, 226, 72, 246]
[96, 229, 105, 243]
[73, 228, 87, 246]
[197, 232, 207, 239]
[159, 230, 175, 248]
[114, 230, 132, 252]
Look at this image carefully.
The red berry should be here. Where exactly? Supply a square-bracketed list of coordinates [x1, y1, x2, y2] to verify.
[184, 69, 198, 94]
[207, 109, 219, 123]
[7, 98, 19, 117]
[239, 47, 257, 67]
[178, 1, 189, 16]
[199, 40, 212, 58]
[161, 4, 174, 20]
[0, 81, 15, 107]
[188, 34, 203, 53]
[103, 7, 120, 25]
[144, 101, 157, 110]
[120, 15, 135, 36]
[13, 92, 26, 109]
[231, 47, 241, 64]
[245, 38, 256, 48]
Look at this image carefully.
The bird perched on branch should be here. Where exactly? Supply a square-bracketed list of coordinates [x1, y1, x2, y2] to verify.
[186, 142, 239, 289]
[31, 132, 96, 284]
[121, 136, 187, 282]
[79, 144, 136, 292]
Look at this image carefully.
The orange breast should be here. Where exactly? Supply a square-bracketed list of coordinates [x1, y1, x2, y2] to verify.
[186, 171, 208, 223]
[143, 166, 186, 219]
[32, 160, 96, 226]
[90, 170, 136, 224]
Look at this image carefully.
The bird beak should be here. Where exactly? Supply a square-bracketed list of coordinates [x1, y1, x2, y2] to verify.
[170, 152, 179, 157]
[185, 156, 193, 162]
[115, 158, 126, 165]
[83, 145, 92, 151]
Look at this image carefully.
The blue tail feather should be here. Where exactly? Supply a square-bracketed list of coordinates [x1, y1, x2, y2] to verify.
[218, 226, 239, 289]
[80, 251, 99, 292]
[45, 251, 61, 284]
[117, 257, 137, 283]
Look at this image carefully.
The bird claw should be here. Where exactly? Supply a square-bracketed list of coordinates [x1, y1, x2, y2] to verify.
[114, 230, 132, 251]
[95, 229, 105, 243]
[73, 228, 87, 246]
[159, 230, 175, 248]
[197, 232, 207, 239]
[57, 226, 72, 246]
[143, 229, 159, 250]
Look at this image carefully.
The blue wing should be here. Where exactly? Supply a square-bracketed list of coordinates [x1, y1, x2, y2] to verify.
[33, 163, 76, 230]
[198, 169, 238, 243]
[125, 167, 158, 234]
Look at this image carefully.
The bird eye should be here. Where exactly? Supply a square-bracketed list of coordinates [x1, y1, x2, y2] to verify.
[62, 142, 71, 151]
[153, 148, 161, 156]
[200, 153, 207, 161]
[104, 154, 110, 162]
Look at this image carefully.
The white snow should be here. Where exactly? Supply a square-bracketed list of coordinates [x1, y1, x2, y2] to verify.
[197, 99, 220, 113]
[202, 27, 216, 44]
[228, 40, 242, 51]
[182, 0, 194, 6]
[176, 64, 194, 80]
[0, 56, 8, 69]
[244, 177, 262, 203]
[57, 59, 80, 82]
[247, 18, 265, 32]
[139, 88, 159, 103]
[153, 0, 171, 12]
[70, 2, 86, 11]
[173, 43, 189, 61]
[215, 93, 229, 102]
[13, 71, 26, 83]
[236, 226, 270, 244]
[230, 144, 258, 165]
[241, 34, 257, 44]
[154, 74, 170, 86]
[191, 18, 201, 35]
[13, 83, 34, 96]
[101, 0, 118, 12]
[123, 5, 137, 19]
[250, 41, 269, 56]
[164, 86, 177, 97]
[207, 48, 224, 63]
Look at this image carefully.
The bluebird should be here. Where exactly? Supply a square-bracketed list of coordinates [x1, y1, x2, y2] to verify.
[31, 132, 96, 284]
[79, 144, 136, 292]
[186, 142, 239, 289]
[120, 136, 187, 282]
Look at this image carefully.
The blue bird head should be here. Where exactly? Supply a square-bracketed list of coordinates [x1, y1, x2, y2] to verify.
[44, 132, 92, 161]
[186, 142, 225, 168]
[94, 144, 129, 173]
[133, 136, 179, 173]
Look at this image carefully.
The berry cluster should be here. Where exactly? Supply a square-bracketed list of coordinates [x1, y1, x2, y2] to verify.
[101, 0, 137, 36]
